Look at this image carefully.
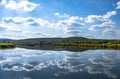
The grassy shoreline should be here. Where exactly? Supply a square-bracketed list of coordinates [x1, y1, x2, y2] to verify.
[0, 43, 15, 49]
[14, 42, 120, 50]
[1, 42, 120, 50]
[50, 43, 120, 49]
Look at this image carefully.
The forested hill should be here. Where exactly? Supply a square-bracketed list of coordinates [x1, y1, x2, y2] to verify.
[12, 37, 120, 44]
[14, 37, 93, 44]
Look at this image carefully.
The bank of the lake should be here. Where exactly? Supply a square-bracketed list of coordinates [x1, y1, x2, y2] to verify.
[1, 42, 120, 50]
[0, 43, 15, 49]
[12, 42, 120, 50]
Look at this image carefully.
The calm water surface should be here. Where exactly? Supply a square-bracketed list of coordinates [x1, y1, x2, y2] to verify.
[0, 48, 120, 79]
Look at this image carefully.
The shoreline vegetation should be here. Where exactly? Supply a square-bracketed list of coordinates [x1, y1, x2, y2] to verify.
[0, 43, 15, 49]
[16, 43, 120, 49]
[0, 43, 120, 50]
[0, 37, 120, 50]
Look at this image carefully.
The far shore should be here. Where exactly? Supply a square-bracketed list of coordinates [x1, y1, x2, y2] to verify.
[0, 43, 15, 49]
[0, 42, 120, 50]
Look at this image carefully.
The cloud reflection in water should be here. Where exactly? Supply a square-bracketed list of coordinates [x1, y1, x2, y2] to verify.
[0, 48, 120, 79]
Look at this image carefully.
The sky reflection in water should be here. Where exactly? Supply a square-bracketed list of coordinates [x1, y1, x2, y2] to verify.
[0, 48, 120, 79]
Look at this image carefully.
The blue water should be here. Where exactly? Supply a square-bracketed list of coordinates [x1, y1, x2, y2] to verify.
[0, 48, 120, 79]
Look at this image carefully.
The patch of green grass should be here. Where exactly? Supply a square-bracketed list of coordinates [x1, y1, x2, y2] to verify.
[51, 43, 120, 49]
[0, 43, 15, 49]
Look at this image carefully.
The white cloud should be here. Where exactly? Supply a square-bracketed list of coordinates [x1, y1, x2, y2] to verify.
[85, 11, 116, 23]
[0, 9, 119, 39]
[86, 10, 117, 37]
[103, 11, 116, 18]
[2, 17, 50, 28]
[0, 0, 7, 5]
[89, 20, 115, 31]
[116, 1, 120, 9]
[54, 13, 83, 27]
[54, 12, 84, 21]
[54, 14, 85, 36]
[85, 15, 101, 23]
[54, 12, 70, 18]
[0, 14, 86, 38]
[0, 0, 38, 12]
[0, 17, 53, 39]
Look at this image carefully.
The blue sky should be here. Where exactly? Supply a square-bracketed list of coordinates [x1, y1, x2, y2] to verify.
[0, 0, 120, 39]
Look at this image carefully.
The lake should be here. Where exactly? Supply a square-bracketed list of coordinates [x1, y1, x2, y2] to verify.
[0, 47, 120, 79]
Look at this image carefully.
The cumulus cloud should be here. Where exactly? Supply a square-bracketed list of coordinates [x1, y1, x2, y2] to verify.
[0, 0, 7, 5]
[1, 17, 51, 29]
[64, 23, 84, 36]
[85, 11, 116, 23]
[0, 17, 54, 39]
[54, 13, 85, 36]
[0, 9, 119, 39]
[89, 20, 115, 31]
[54, 11, 117, 38]
[0, 30, 49, 39]
[54, 12, 70, 18]
[85, 10, 117, 36]
[0, 0, 38, 12]
[116, 1, 120, 9]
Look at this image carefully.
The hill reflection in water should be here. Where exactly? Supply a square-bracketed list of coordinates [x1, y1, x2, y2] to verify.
[0, 47, 120, 79]
[18, 45, 90, 52]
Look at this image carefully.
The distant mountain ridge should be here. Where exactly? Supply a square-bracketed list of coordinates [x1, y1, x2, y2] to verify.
[15, 37, 89, 43]
[0, 37, 88, 42]
[12, 37, 103, 45]
[0, 38, 13, 42]
[0, 37, 119, 44]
